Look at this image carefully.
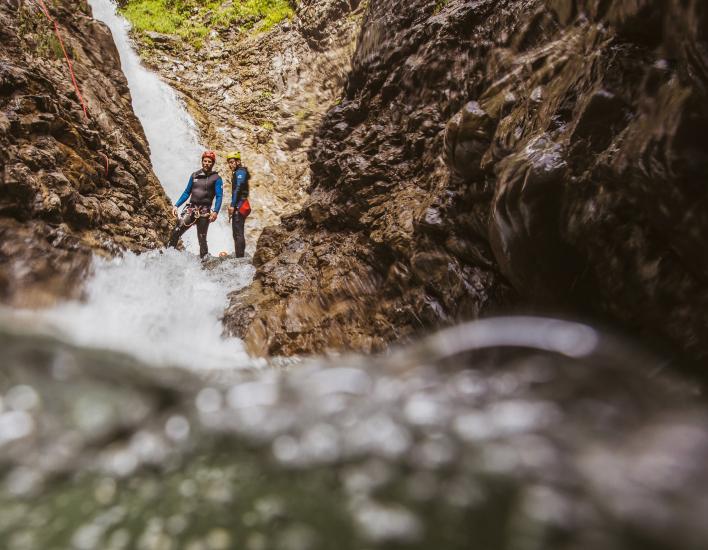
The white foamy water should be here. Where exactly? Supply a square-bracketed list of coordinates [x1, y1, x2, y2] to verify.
[40, 251, 259, 369]
[88, 0, 233, 255]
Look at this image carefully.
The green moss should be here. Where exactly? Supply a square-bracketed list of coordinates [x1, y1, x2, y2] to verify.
[120, 0, 295, 48]
[433, 0, 449, 14]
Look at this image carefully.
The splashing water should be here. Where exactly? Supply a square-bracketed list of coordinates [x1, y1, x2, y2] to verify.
[35, 250, 258, 369]
[88, 0, 233, 255]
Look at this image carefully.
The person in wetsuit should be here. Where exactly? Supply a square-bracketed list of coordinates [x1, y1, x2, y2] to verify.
[168, 150, 223, 259]
[226, 151, 250, 258]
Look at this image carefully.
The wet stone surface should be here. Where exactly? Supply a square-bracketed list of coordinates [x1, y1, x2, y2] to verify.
[222, 0, 708, 369]
[1, 317, 707, 549]
[0, 0, 173, 307]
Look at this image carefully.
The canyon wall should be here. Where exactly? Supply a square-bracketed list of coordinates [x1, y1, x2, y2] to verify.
[226, 0, 708, 365]
[0, 0, 172, 306]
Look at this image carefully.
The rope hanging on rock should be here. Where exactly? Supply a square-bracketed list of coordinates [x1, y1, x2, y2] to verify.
[36, 0, 89, 120]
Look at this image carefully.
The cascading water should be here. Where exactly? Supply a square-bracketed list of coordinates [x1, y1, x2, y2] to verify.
[8, 0, 260, 370]
[88, 0, 233, 257]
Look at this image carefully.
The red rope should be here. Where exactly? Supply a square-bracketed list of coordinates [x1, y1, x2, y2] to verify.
[36, 0, 89, 120]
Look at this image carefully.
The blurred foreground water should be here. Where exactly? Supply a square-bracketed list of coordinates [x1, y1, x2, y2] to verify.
[1, 316, 707, 550]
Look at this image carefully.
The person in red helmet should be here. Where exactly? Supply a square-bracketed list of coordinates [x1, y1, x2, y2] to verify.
[168, 151, 223, 259]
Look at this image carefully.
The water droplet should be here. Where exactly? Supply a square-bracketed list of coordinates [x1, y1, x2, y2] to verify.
[165, 415, 190, 441]
[5, 385, 39, 411]
[196, 388, 223, 414]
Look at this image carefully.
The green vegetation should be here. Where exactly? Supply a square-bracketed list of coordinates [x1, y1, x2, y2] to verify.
[433, 0, 449, 14]
[17, 5, 76, 61]
[119, 0, 294, 48]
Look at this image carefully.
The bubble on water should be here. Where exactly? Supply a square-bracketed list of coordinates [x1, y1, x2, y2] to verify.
[165, 415, 191, 442]
[254, 496, 286, 524]
[404, 393, 446, 426]
[300, 423, 340, 463]
[94, 478, 117, 505]
[72, 395, 114, 436]
[228, 381, 278, 409]
[348, 413, 412, 459]
[130, 431, 168, 464]
[104, 449, 138, 477]
[107, 528, 131, 550]
[5, 385, 39, 411]
[5, 467, 42, 497]
[167, 515, 187, 536]
[206, 528, 231, 550]
[179, 479, 198, 498]
[0, 410, 35, 446]
[353, 500, 423, 543]
[273, 434, 300, 464]
[342, 460, 393, 496]
[488, 400, 561, 435]
[412, 434, 456, 468]
[303, 368, 372, 396]
[196, 388, 223, 414]
[454, 412, 494, 441]
[72, 523, 105, 550]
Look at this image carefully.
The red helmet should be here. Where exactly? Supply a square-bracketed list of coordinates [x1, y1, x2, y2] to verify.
[201, 150, 216, 162]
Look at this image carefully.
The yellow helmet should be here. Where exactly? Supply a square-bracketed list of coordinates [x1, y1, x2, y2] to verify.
[226, 151, 241, 160]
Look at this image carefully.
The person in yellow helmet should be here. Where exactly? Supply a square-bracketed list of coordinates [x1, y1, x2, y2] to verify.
[226, 151, 250, 258]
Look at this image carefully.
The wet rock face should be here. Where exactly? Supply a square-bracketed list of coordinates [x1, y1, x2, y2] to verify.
[1, 317, 707, 549]
[227, 0, 708, 363]
[128, 0, 362, 255]
[0, 0, 172, 306]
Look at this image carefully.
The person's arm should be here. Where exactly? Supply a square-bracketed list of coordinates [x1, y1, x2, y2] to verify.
[174, 176, 193, 208]
[213, 177, 223, 213]
[230, 179, 240, 208]
[231, 169, 247, 207]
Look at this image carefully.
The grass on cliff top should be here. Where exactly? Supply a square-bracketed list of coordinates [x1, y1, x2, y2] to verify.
[120, 0, 294, 48]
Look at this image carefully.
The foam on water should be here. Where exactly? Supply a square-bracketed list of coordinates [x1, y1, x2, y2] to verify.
[36, 250, 258, 369]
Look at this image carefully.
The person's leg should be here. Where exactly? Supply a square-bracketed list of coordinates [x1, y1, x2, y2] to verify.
[168, 209, 195, 248]
[232, 212, 245, 257]
[196, 214, 210, 258]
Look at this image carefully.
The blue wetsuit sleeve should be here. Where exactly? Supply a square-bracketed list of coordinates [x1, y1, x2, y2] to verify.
[231, 170, 246, 207]
[174, 176, 193, 208]
[230, 182, 239, 208]
[213, 177, 223, 212]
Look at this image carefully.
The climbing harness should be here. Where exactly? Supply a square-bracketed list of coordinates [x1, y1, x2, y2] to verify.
[35, 0, 89, 120]
[182, 205, 210, 228]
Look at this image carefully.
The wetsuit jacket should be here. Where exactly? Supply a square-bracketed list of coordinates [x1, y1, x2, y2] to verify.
[175, 169, 223, 212]
[230, 167, 250, 208]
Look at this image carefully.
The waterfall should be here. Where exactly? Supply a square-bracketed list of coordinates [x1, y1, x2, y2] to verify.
[8, 0, 260, 370]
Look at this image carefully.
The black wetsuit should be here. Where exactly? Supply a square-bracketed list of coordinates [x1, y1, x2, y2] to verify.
[168, 169, 223, 258]
[230, 166, 250, 258]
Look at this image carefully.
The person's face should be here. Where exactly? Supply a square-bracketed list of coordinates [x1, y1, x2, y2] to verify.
[202, 157, 215, 171]
[227, 158, 240, 171]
